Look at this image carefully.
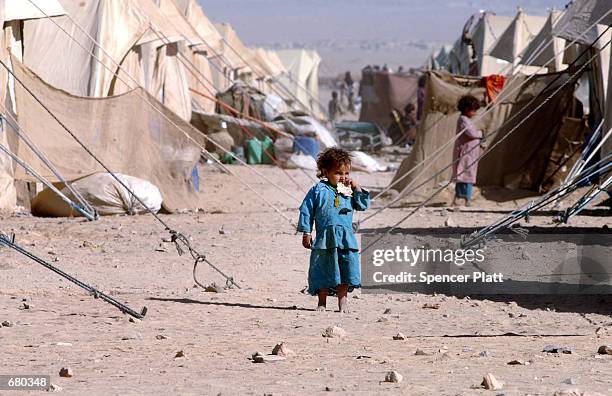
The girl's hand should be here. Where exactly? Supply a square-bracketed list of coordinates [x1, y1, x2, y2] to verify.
[346, 178, 361, 192]
[302, 234, 312, 249]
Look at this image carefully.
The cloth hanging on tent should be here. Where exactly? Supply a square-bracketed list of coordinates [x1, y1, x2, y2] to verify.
[482, 75, 506, 102]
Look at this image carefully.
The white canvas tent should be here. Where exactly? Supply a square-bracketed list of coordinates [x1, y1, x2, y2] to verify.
[446, 12, 514, 76]
[21, 0, 211, 121]
[275, 49, 322, 117]
[488, 9, 546, 74]
[0, 0, 67, 212]
[520, 10, 567, 71]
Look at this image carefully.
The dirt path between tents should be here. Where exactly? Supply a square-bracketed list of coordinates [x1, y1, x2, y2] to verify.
[1, 165, 610, 395]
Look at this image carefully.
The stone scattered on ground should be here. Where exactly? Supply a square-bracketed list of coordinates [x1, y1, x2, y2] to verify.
[543, 345, 573, 354]
[59, 367, 73, 378]
[271, 342, 294, 357]
[322, 326, 346, 338]
[597, 345, 612, 355]
[392, 332, 406, 340]
[384, 371, 403, 383]
[481, 373, 503, 390]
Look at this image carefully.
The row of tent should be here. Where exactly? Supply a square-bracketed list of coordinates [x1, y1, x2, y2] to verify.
[389, 0, 611, 201]
[0, 0, 324, 213]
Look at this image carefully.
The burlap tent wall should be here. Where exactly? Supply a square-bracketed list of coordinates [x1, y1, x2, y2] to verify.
[389, 69, 580, 198]
[12, 59, 206, 212]
[358, 70, 419, 128]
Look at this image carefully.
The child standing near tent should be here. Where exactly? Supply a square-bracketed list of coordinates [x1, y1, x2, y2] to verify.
[298, 148, 370, 312]
[452, 95, 484, 207]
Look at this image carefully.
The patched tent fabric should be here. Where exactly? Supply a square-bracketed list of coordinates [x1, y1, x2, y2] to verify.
[358, 70, 419, 128]
[11, 59, 205, 212]
[389, 69, 581, 198]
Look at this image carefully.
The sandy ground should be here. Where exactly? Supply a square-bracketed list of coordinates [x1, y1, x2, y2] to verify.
[1, 163, 611, 395]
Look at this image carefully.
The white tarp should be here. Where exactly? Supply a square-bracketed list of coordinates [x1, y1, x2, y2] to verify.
[472, 13, 514, 75]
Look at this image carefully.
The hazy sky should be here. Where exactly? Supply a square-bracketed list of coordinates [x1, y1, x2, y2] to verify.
[197, 0, 570, 74]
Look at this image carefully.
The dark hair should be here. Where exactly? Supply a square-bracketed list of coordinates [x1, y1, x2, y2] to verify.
[316, 147, 351, 178]
[457, 95, 480, 114]
[418, 74, 427, 88]
[404, 102, 416, 114]
[331, 91, 338, 98]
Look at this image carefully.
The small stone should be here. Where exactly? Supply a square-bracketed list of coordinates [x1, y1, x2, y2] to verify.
[128, 317, 141, 324]
[175, 350, 185, 358]
[377, 317, 389, 323]
[252, 351, 285, 363]
[383, 308, 392, 314]
[479, 351, 493, 357]
[563, 378, 577, 385]
[444, 216, 456, 227]
[54, 342, 72, 347]
[204, 283, 224, 293]
[392, 333, 406, 340]
[352, 295, 360, 299]
[156, 334, 168, 340]
[47, 383, 62, 392]
[81, 241, 94, 248]
[272, 342, 294, 357]
[595, 327, 607, 336]
[543, 345, 572, 354]
[322, 326, 346, 338]
[1, 320, 13, 327]
[422, 303, 440, 309]
[506, 359, 528, 365]
[597, 345, 612, 355]
[59, 367, 73, 378]
[384, 371, 403, 383]
[415, 349, 429, 356]
[22, 303, 31, 310]
[154, 244, 166, 252]
[481, 373, 503, 390]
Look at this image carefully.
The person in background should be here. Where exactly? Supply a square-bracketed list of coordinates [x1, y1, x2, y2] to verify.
[452, 95, 484, 207]
[417, 74, 426, 121]
[328, 91, 343, 124]
[344, 71, 355, 113]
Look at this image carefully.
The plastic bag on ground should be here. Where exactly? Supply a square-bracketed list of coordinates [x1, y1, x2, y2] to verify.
[350, 151, 388, 173]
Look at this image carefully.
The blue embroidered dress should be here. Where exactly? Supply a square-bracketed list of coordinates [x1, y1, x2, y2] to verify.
[297, 181, 370, 295]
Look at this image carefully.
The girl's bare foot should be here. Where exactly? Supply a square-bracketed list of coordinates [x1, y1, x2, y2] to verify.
[339, 296, 350, 313]
[465, 199, 471, 207]
[336, 284, 349, 313]
[317, 289, 328, 312]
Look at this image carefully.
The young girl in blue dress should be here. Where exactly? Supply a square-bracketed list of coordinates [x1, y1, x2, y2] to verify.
[298, 148, 370, 312]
